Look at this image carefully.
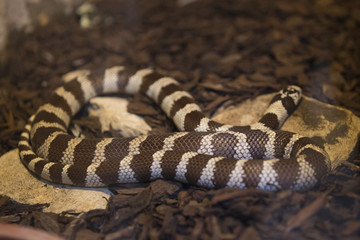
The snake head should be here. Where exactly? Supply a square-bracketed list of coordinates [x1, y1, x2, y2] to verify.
[281, 85, 302, 106]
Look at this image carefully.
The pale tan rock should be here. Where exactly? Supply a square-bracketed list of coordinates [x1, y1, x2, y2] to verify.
[88, 97, 151, 137]
[213, 93, 360, 170]
[0, 149, 111, 213]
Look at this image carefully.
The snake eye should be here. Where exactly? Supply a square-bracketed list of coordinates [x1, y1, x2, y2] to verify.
[90, 103, 100, 110]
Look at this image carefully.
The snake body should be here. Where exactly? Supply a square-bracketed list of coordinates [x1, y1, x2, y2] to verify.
[18, 66, 330, 190]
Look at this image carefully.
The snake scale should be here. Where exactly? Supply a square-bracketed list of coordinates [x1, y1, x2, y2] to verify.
[18, 66, 331, 191]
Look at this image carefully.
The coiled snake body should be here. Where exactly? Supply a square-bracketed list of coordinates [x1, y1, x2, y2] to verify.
[18, 66, 330, 190]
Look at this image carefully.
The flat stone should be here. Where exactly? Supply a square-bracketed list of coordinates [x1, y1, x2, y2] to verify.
[88, 97, 151, 137]
[0, 149, 111, 213]
[213, 93, 360, 170]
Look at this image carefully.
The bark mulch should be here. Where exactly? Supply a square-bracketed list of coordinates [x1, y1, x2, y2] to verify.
[0, 0, 359, 239]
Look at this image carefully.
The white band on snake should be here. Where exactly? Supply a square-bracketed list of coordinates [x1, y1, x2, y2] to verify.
[18, 66, 331, 191]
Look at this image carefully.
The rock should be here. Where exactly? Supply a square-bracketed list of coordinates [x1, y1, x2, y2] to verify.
[0, 149, 111, 213]
[213, 93, 360, 170]
[88, 97, 151, 137]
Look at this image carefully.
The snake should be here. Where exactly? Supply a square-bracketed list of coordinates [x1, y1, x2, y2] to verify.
[18, 66, 331, 191]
